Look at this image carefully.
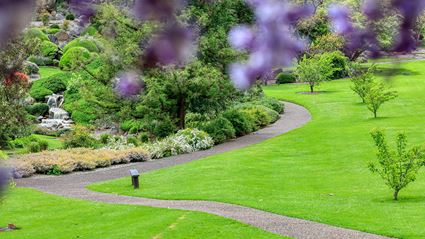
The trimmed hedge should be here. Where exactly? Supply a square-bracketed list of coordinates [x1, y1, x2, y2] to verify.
[254, 97, 284, 114]
[29, 85, 53, 101]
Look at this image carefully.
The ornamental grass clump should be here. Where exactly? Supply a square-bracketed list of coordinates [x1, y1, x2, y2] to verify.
[369, 129, 425, 200]
[9, 148, 150, 178]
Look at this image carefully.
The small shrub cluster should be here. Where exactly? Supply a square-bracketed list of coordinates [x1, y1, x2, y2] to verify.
[29, 72, 71, 101]
[63, 126, 99, 149]
[10, 148, 150, 178]
[148, 128, 214, 159]
[199, 117, 236, 144]
[7, 135, 49, 153]
[223, 109, 256, 136]
[23, 61, 40, 75]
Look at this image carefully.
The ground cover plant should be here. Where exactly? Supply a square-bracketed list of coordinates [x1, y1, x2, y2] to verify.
[0, 188, 284, 239]
[90, 61, 425, 239]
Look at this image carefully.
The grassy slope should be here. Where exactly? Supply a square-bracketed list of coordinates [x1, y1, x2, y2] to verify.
[89, 61, 425, 239]
[38, 66, 64, 79]
[0, 188, 284, 239]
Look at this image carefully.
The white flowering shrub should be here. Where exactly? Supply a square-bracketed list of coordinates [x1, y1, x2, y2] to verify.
[148, 128, 214, 159]
[101, 136, 136, 150]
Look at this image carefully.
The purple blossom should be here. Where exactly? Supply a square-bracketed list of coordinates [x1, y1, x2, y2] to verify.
[229, 0, 312, 89]
[0, 0, 35, 47]
[142, 24, 196, 67]
[362, 0, 382, 20]
[228, 25, 255, 51]
[115, 71, 144, 98]
[328, 4, 354, 35]
[69, 0, 97, 25]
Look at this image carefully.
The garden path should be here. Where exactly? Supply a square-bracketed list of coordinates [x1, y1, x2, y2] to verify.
[16, 102, 391, 239]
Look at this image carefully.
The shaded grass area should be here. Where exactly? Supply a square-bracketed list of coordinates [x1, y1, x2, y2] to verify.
[90, 61, 425, 238]
[0, 188, 284, 239]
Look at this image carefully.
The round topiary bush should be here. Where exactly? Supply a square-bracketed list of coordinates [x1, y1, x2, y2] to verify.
[59, 47, 92, 70]
[63, 37, 100, 53]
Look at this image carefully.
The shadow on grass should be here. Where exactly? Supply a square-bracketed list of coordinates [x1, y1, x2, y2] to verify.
[374, 68, 420, 77]
[373, 195, 425, 204]
[296, 91, 338, 95]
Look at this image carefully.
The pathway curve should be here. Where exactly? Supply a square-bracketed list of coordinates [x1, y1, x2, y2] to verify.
[16, 102, 390, 239]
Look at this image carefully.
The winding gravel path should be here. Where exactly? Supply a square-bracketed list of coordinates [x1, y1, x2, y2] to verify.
[16, 102, 390, 239]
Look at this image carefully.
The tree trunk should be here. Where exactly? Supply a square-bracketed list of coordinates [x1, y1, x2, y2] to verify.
[310, 84, 314, 93]
[393, 189, 400, 200]
[373, 111, 377, 118]
[177, 95, 186, 129]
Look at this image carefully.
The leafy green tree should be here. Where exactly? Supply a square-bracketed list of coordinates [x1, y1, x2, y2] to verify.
[350, 65, 375, 103]
[370, 129, 425, 200]
[365, 81, 397, 118]
[139, 61, 236, 131]
[295, 54, 335, 93]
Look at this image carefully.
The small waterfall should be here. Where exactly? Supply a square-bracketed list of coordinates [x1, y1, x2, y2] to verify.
[38, 94, 73, 131]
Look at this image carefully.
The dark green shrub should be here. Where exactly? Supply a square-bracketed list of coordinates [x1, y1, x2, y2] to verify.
[63, 37, 100, 53]
[47, 165, 62, 175]
[50, 24, 60, 29]
[65, 13, 75, 20]
[139, 132, 149, 143]
[254, 97, 284, 114]
[201, 117, 236, 144]
[63, 126, 98, 149]
[276, 72, 296, 84]
[82, 26, 99, 36]
[153, 118, 177, 139]
[59, 47, 92, 70]
[29, 85, 53, 101]
[223, 109, 256, 136]
[100, 134, 111, 144]
[26, 103, 49, 116]
[120, 120, 138, 132]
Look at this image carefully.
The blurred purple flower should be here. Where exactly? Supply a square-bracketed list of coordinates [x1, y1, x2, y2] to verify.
[0, 0, 35, 47]
[228, 25, 255, 51]
[142, 24, 197, 67]
[69, 0, 97, 25]
[134, 0, 185, 22]
[229, 0, 312, 89]
[0, 167, 11, 196]
[392, 0, 425, 52]
[115, 71, 144, 98]
[362, 0, 382, 20]
[328, 4, 354, 35]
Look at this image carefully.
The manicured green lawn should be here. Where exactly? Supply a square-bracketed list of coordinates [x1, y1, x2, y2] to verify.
[33, 134, 63, 150]
[38, 66, 64, 78]
[0, 188, 283, 239]
[90, 61, 425, 239]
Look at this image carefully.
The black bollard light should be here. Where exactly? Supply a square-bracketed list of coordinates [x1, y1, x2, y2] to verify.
[129, 169, 140, 189]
